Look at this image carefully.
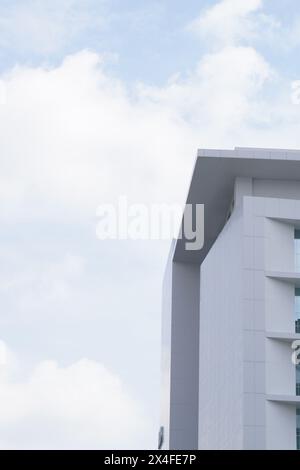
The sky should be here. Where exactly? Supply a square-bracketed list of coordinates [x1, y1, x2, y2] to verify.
[1, 0, 300, 449]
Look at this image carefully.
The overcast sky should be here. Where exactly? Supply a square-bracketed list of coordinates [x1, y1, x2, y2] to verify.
[1, 0, 300, 449]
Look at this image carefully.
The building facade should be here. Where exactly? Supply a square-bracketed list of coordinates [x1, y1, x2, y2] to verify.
[160, 147, 300, 450]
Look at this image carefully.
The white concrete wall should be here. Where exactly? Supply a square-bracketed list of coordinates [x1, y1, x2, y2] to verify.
[160, 242, 200, 450]
[160, 243, 173, 449]
[169, 262, 200, 449]
[163, 179, 300, 450]
[242, 197, 267, 449]
[243, 194, 300, 450]
[266, 402, 296, 449]
[198, 209, 244, 449]
[253, 179, 300, 201]
[265, 278, 294, 333]
[266, 339, 295, 395]
[265, 218, 294, 273]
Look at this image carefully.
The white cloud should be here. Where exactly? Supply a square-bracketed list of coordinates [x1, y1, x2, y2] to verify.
[187, 0, 280, 47]
[138, 46, 272, 132]
[0, 343, 150, 449]
[0, 341, 17, 384]
[284, 17, 300, 49]
[0, 0, 106, 56]
[0, 252, 86, 313]
[0, 50, 199, 222]
[0, 45, 276, 223]
[0, 340, 8, 367]
[2, 0, 300, 451]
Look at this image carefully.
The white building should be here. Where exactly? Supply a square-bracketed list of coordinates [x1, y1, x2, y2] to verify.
[160, 147, 300, 450]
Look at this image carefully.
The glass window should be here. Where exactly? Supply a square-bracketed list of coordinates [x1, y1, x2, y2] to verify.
[297, 365, 300, 396]
[295, 288, 300, 333]
[297, 409, 300, 450]
[295, 230, 300, 271]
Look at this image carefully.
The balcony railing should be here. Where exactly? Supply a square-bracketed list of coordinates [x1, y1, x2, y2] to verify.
[296, 319, 300, 334]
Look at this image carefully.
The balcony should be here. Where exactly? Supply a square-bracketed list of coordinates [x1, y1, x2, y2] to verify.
[266, 271, 300, 286]
[267, 395, 300, 404]
[266, 331, 300, 341]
